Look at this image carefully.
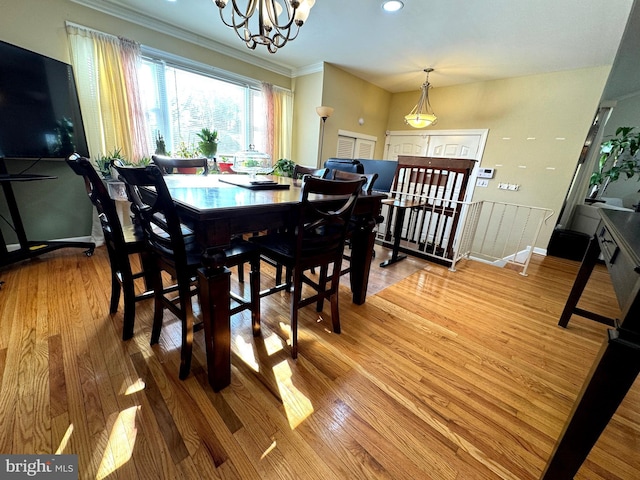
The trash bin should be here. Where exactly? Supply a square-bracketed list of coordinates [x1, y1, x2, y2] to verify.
[547, 229, 592, 261]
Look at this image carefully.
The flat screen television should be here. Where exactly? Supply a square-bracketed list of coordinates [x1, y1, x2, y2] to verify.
[0, 40, 89, 160]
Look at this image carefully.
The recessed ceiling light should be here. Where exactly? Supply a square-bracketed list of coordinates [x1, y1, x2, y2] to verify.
[382, 1, 404, 13]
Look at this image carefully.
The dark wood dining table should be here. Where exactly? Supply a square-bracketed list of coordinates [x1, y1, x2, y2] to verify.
[160, 174, 385, 391]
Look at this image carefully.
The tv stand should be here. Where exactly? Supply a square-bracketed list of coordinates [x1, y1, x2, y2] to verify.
[0, 157, 95, 268]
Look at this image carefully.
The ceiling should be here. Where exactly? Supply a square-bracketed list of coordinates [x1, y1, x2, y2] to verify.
[74, 0, 636, 95]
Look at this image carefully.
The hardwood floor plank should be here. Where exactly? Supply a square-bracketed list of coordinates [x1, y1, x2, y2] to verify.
[1, 246, 638, 479]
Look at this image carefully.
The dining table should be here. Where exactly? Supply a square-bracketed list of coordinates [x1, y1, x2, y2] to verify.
[159, 174, 385, 391]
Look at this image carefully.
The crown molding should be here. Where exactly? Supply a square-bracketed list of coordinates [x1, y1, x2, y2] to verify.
[294, 62, 324, 77]
[70, 0, 298, 79]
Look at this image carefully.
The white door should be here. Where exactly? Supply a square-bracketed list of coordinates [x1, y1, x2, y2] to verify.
[385, 134, 429, 160]
[385, 129, 488, 202]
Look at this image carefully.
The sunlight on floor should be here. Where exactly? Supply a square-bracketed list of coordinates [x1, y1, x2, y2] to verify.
[55, 424, 74, 454]
[96, 406, 139, 479]
[234, 332, 286, 371]
[125, 378, 146, 395]
[273, 360, 314, 430]
[261, 440, 277, 460]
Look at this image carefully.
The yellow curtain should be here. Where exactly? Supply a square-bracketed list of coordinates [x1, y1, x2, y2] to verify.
[66, 24, 148, 162]
[262, 83, 293, 162]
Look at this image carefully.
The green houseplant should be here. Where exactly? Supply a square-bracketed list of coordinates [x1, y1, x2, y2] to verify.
[272, 158, 295, 177]
[196, 128, 218, 158]
[94, 147, 125, 179]
[589, 126, 640, 198]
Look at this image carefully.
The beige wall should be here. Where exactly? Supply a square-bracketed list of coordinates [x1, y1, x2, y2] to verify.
[291, 71, 323, 167]
[387, 67, 611, 247]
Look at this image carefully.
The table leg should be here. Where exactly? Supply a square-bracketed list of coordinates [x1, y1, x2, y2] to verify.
[380, 206, 408, 268]
[558, 234, 599, 327]
[198, 250, 232, 391]
[541, 329, 640, 478]
[349, 216, 377, 305]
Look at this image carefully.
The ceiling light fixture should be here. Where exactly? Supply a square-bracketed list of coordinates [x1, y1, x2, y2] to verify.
[404, 68, 438, 128]
[382, 1, 404, 12]
[214, 0, 315, 53]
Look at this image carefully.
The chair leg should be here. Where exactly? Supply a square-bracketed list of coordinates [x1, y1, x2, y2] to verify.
[109, 258, 121, 314]
[330, 292, 341, 334]
[237, 262, 245, 283]
[330, 265, 342, 334]
[316, 264, 328, 312]
[150, 271, 165, 345]
[290, 269, 302, 359]
[250, 256, 261, 337]
[139, 251, 155, 292]
[121, 276, 137, 341]
[179, 304, 194, 380]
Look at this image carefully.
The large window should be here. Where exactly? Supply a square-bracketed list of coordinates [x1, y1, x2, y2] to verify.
[139, 54, 266, 160]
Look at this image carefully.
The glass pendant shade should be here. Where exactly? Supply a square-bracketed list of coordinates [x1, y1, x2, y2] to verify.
[404, 112, 438, 129]
[404, 68, 438, 128]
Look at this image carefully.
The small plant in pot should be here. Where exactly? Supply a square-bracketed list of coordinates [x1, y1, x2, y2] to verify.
[196, 128, 218, 158]
[94, 147, 125, 180]
[173, 141, 202, 173]
[197, 128, 220, 173]
[272, 158, 295, 177]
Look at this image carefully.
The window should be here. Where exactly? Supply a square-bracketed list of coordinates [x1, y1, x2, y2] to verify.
[139, 54, 266, 160]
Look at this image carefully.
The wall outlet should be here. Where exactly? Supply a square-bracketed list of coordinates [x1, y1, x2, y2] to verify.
[476, 178, 489, 187]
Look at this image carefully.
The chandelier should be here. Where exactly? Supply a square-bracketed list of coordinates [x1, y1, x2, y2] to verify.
[214, 0, 315, 53]
[404, 68, 438, 128]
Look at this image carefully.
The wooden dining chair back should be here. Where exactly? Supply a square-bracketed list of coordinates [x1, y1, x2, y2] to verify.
[251, 176, 365, 358]
[66, 153, 154, 341]
[330, 169, 382, 276]
[152, 154, 209, 175]
[113, 162, 260, 379]
[293, 164, 329, 180]
[331, 169, 379, 194]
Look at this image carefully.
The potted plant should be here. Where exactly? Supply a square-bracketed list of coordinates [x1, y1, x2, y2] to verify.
[272, 158, 296, 177]
[196, 128, 220, 173]
[94, 147, 125, 180]
[155, 131, 167, 156]
[196, 128, 218, 158]
[173, 141, 201, 173]
[589, 126, 640, 199]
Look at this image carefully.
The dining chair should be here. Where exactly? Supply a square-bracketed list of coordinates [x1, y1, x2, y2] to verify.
[331, 169, 379, 194]
[151, 154, 209, 175]
[263, 165, 330, 287]
[66, 153, 155, 341]
[250, 176, 365, 359]
[292, 164, 330, 180]
[153, 153, 248, 282]
[112, 162, 260, 379]
[330, 169, 381, 277]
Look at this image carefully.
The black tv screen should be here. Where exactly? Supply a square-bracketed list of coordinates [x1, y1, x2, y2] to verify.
[0, 40, 89, 159]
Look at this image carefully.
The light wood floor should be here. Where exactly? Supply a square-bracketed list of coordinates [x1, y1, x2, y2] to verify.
[1, 245, 638, 479]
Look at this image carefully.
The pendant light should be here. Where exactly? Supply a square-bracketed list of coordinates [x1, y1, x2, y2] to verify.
[404, 68, 438, 128]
